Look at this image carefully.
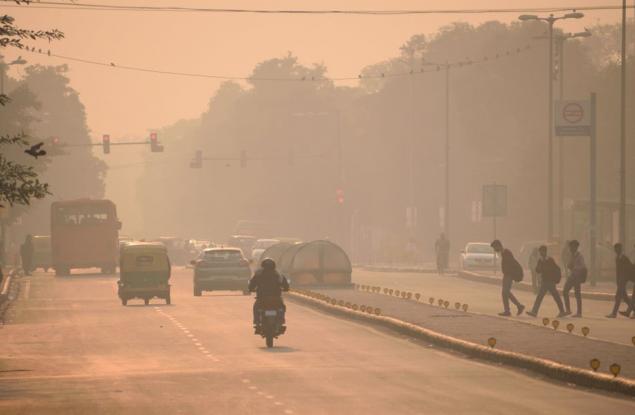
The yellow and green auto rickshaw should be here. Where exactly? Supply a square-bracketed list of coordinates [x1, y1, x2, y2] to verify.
[118, 242, 171, 306]
[32, 235, 52, 272]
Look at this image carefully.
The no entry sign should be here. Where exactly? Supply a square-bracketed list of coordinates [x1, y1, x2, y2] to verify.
[555, 100, 591, 136]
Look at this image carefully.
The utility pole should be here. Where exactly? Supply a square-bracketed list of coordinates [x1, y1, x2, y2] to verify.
[519, 11, 585, 241]
[619, 0, 627, 244]
[444, 64, 450, 239]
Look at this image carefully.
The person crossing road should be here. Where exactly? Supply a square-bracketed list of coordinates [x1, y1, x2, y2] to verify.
[491, 240, 525, 317]
[526, 245, 566, 318]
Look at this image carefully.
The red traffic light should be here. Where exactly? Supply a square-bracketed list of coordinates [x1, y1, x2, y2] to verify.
[150, 132, 157, 142]
[149, 132, 163, 152]
[336, 188, 344, 204]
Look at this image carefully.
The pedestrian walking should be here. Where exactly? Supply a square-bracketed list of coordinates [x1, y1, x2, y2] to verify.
[435, 233, 450, 275]
[526, 245, 566, 318]
[606, 243, 634, 318]
[20, 234, 34, 276]
[491, 240, 525, 316]
[528, 247, 540, 293]
[562, 240, 587, 317]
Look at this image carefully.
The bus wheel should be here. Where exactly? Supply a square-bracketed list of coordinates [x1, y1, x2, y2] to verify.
[121, 298, 128, 306]
[165, 295, 171, 305]
[144, 298, 150, 305]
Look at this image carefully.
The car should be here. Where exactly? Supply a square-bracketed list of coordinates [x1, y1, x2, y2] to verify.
[459, 242, 497, 270]
[251, 239, 280, 264]
[192, 248, 252, 296]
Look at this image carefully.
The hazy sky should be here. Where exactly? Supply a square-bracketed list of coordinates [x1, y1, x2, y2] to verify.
[3, 1, 624, 139]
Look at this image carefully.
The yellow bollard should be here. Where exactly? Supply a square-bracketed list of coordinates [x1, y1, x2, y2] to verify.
[429, 297, 435, 305]
[352, 304, 359, 311]
[487, 337, 496, 348]
[581, 326, 590, 337]
[566, 323, 574, 333]
[415, 293, 421, 301]
[632, 336, 635, 346]
[345, 302, 351, 308]
[551, 320, 560, 330]
[407, 292, 412, 300]
[360, 305, 367, 312]
[338, 300, 344, 306]
[374, 307, 381, 316]
[462, 304, 468, 312]
[383, 288, 388, 294]
[395, 290, 400, 297]
[454, 302, 461, 310]
[542, 317, 550, 327]
[590, 358, 600, 372]
[610, 363, 621, 378]
[331, 299, 337, 306]
[443, 301, 449, 309]
[438, 299, 444, 306]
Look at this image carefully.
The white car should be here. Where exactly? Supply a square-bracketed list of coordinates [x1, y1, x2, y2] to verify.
[251, 239, 280, 264]
[460, 242, 497, 270]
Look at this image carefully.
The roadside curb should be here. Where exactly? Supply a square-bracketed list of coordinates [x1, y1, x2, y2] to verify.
[361, 266, 454, 274]
[287, 290, 635, 397]
[457, 271, 614, 301]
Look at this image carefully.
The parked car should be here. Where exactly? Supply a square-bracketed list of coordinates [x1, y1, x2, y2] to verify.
[192, 248, 251, 296]
[459, 242, 497, 270]
[251, 239, 280, 264]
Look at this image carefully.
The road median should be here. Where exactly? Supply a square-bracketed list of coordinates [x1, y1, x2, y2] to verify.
[288, 288, 635, 397]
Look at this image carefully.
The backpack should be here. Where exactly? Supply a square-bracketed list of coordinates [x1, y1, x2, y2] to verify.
[546, 258, 562, 284]
[510, 256, 524, 282]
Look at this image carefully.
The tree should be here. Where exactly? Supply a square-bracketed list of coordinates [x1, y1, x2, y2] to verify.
[0, 6, 63, 209]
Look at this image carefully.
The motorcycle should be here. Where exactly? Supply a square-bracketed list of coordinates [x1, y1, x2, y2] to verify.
[255, 297, 286, 348]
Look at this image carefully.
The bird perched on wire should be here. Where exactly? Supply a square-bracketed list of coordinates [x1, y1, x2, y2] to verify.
[24, 142, 46, 158]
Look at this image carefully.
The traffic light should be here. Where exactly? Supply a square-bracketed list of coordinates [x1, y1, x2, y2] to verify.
[336, 188, 344, 205]
[150, 132, 164, 152]
[102, 134, 110, 154]
[190, 150, 202, 168]
[240, 150, 247, 168]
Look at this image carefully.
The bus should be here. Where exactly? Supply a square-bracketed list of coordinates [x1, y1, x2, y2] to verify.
[51, 199, 121, 276]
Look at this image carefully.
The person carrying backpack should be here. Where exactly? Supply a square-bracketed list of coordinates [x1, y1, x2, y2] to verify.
[563, 240, 587, 317]
[491, 240, 525, 317]
[526, 245, 566, 318]
[607, 243, 635, 318]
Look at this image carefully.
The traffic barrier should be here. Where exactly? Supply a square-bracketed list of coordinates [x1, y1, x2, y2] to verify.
[287, 291, 635, 397]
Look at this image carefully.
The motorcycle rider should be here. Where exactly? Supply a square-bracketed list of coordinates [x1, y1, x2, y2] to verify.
[248, 258, 289, 334]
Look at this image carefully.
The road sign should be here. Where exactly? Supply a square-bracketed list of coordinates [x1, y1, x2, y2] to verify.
[482, 184, 507, 217]
[555, 100, 591, 136]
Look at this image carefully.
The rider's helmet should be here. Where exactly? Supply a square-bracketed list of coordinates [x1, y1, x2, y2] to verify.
[261, 257, 276, 271]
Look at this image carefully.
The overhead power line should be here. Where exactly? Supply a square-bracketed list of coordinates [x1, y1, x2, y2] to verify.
[19, 44, 534, 82]
[0, 1, 633, 15]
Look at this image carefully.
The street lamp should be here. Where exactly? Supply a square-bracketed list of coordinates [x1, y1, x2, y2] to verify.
[1, 56, 27, 95]
[518, 11, 584, 241]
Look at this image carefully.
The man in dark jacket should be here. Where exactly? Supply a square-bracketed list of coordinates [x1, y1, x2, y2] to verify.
[607, 243, 634, 318]
[248, 258, 289, 333]
[491, 240, 525, 316]
[563, 240, 586, 317]
[526, 245, 566, 317]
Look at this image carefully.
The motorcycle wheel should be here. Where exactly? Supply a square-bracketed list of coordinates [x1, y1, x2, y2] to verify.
[266, 334, 274, 348]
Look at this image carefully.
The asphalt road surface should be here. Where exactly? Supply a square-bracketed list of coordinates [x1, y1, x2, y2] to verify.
[354, 268, 635, 346]
[1, 268, 634, 414]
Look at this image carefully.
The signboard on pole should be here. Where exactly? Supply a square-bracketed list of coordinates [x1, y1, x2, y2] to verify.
[555, 100, 591, 136]
[482, 184, 507, 217]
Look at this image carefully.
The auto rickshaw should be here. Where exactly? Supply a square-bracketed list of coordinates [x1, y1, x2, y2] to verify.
[32, 235, 52, 272]
[118, 242, 171, 306]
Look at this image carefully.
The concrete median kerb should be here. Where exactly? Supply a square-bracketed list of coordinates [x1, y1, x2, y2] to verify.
[288, 290, 635, 397]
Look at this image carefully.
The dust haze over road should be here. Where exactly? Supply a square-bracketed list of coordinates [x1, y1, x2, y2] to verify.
[2, 1, 635, 413]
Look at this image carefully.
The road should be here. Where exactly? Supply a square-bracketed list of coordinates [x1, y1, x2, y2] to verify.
[354, 268, 635, 346]
[1, 268, 634, 414]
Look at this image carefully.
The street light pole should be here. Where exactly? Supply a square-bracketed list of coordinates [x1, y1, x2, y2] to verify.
[444, 63, 450, 239]
[619, 0, 627, 244]
[518, 12, 584, 241]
